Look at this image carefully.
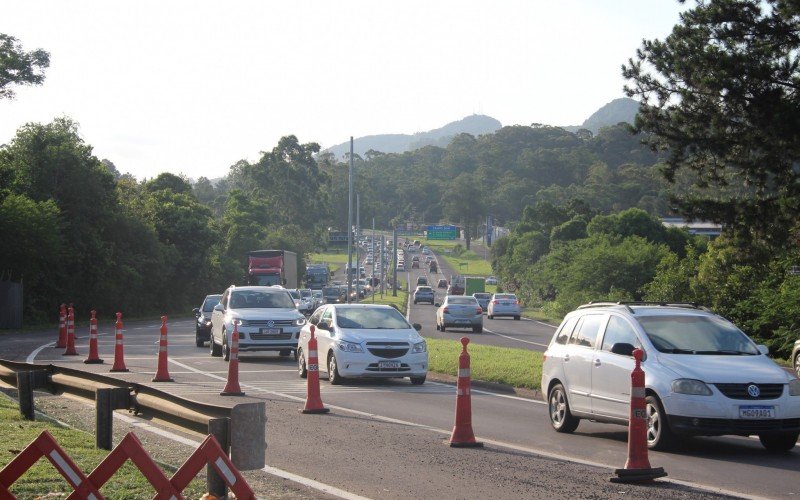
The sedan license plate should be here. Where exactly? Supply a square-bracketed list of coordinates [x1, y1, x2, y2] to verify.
[378, 361, 401, 369]
[455, 319, 470, 324]
[739, 405, 775, 419]
[259, 328, 282, 335]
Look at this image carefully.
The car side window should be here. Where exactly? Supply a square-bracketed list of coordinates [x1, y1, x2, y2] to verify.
[572, 314, 605, 348]
[220, 290, 229, 310]
[319, 309, 333, 330]
[309, 307, 324, 326]
[601, 315, 639, 352]
[556, 316, 579, 345]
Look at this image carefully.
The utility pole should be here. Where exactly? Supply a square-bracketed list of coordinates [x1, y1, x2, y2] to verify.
[392, 227, 398, 297]
[355, 194, 360, 303]
[372, 218, 376, 303]
[346, 137, 353, 304]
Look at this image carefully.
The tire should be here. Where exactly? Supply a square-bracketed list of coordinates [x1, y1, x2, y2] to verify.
[440, 324, 446, 332]
[210, 332, 222, 357]
[222, 331, 230, 362]
[279, 349, 291, 357]
[645, 395, 676, 451]
[488, 314, 494, 320]
[410, 375, 426, 385]
[759, 432, 799, 452]
[413, 300, 417, 304]
[514, 315, 521, 321]
[473, 326, 482, 333]
[297, 348, 307, 379]
[548, 383, 579, 433]
[328, 353, 344, 385]
[435, 323, 440, 331]
[195, 334, 205, 347]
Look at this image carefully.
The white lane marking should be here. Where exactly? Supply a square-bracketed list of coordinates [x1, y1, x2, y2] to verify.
[27, 342, 56, 363]
[482, 327, 549, 347]
[262, 465, 372, 500]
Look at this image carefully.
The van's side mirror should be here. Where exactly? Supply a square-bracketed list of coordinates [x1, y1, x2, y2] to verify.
[434, 302, 440, 307]
[610, 343, 635, 357]
[413, 323, 422, 331]
[193, 308, 200, 317]
[757, 344, 769, 355]
[213, 303, 224, 312]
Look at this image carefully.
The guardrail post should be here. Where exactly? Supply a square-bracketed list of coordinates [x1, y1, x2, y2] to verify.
[207, 417, 229, 498]
[96, 387, 132, 450]
[231, 402, 266, 470]
[17, 371, 35, 420]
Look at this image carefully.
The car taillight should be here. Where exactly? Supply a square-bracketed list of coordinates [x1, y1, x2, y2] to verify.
[492, 300, 499, 304]
[516, 300, 521, 305]
[443, 307, 449, 314]
[476, 307, 482, 314]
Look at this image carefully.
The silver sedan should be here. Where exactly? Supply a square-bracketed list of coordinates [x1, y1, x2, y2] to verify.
[435, 295, 483, 333]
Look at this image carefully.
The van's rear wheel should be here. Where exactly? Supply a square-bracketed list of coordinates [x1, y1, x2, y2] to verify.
[548, 383, 579, 433]
[210, 332, 222, 357]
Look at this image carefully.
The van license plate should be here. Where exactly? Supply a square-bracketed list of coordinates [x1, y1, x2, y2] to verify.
[379, 361, 400, 369]
[739, 406, 775, 419]
[259, 328, 281, 335]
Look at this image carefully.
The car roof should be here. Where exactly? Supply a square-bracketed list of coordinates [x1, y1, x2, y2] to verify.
[573, 302, 714, 317]
[329, 304, 395, 310]
[229, 286, 288, 293]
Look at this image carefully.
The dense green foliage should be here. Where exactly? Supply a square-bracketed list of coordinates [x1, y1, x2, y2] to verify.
[0, 33, 50, 100]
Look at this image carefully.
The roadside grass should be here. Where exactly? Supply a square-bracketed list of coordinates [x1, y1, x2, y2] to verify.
[367, 287, 408, 315]
[0, 393, 206, 499]
[309, 252, 350, 273]
[426, 338, 542, 390]
[422, 240, 493, 276]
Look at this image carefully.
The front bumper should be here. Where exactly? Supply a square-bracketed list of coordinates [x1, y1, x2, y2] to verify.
[662, 392, 800, 436]
[335, 350, 428, 379]
[236, 329, 300, 351]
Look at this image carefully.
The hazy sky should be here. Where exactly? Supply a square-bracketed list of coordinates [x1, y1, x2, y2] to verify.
[1, 1, 687, 181]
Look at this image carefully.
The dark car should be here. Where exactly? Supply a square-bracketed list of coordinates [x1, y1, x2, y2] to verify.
[193, 294, 222, 347]
[413, 286, 435, 305]
[437, 278, 448, 289]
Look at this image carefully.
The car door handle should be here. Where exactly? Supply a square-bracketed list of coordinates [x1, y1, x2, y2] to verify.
[594, 359, 601, 367]
[564, 354, 570, 362]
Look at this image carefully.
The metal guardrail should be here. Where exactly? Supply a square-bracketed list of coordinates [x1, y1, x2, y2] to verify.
[0, 358, 266, 496]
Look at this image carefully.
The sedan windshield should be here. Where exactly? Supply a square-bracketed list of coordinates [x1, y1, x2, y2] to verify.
[230, 290, 295, 309]
[202, 295, 222, 312]
[637, 315, 759, 355]
[335, 307, 412, 329]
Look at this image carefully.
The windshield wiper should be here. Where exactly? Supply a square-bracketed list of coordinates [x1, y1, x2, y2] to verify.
[660, 348, 695, 354]
[694, 350, 751, 355]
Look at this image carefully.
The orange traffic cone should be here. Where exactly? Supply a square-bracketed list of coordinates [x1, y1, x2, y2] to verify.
[152, 316, 174, 382]
[220, 322, 244, 396]
[84, 310, 104, 364]
[56, 304, 67, 348]
[300, 325, 329, 414]
[110, 312, 129, 372]
[449, 337, 482, 447]
[611, 348, 667, 483]
[63, 307, 79, 356]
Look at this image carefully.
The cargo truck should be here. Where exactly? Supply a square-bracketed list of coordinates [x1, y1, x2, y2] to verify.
[247, 250, 298, 288]
[465, 276, 485, 296]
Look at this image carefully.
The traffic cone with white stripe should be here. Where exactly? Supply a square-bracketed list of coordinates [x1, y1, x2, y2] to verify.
[152, 316, 174, 382]
[449, 337, 482, 447]
[56, 304, 67, 348]
[301, 325, 329, 414]
[110, 312, 129, 372]
[611, 348, 666, 483]
[84, 310, 103, 364]
[62, 306, 79, 356]
[220, 321, 244, 396]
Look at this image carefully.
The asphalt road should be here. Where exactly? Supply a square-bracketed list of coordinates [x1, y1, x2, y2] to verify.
[3, 316, 798, 499]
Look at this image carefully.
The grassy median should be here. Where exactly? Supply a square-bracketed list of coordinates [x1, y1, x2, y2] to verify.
[422, 240, 493, 276]
[0, 393, 206, 499]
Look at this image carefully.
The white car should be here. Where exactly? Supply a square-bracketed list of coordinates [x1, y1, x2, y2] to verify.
[485, 276, 498, 285]
[487, 293, 521, 320]
[298, 304, 428, 385]
[210, 286, 307, 360]
[541, 302, 800, 451]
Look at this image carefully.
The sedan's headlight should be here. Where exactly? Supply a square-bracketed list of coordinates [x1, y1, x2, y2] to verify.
[336, 340, 363, 353]
[672, 379, 713, 396]
[789, 379, 800, 396]
[294, 317, 307, 326]
[412, 341, 427, 353]
[235, 319, 249, 327]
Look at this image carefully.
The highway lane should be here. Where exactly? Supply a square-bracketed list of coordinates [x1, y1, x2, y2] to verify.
[7, 319, 798, 499]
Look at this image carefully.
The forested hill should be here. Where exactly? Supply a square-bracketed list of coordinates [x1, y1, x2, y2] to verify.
[561, 98, 639, 134]
[325, 115, 502, 158]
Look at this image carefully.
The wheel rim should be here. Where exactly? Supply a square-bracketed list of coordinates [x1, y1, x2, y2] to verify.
[329, 356, 337, 380]
[795, 355, 800, 378]
[646, 401, 661, 445]
[298, 351, 305, 374]
[549, 389, 566, 427]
